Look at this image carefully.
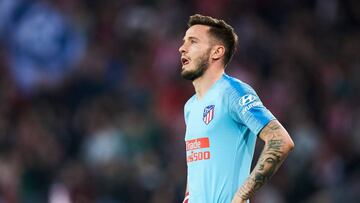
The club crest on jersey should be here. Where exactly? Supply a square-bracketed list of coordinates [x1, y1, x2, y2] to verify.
[203, 105, 215, 125]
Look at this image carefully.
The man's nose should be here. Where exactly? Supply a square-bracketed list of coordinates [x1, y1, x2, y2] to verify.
[179, 44, 186, 53]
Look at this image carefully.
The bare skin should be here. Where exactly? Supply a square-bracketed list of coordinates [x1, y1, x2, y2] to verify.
[231, 120, 294, 203]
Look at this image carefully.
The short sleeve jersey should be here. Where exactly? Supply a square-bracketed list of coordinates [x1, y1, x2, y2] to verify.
[184, 74, 275, 203]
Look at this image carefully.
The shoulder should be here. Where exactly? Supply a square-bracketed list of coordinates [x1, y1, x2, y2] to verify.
[222, 74, 257, 98]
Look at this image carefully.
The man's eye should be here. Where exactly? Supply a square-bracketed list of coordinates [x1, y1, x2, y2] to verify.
[190, 40, 196, 44]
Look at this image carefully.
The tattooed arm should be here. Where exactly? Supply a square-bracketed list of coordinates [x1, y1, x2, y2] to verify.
[232, 119, 294, 202]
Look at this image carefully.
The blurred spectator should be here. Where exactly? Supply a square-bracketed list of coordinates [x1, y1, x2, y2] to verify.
[0, 0, 85, 96]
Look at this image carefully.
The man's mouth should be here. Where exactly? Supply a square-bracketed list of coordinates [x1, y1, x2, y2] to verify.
[181, 57, 190, 66]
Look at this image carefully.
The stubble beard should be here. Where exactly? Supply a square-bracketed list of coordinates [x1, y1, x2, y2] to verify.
[181, 51, 210, 81]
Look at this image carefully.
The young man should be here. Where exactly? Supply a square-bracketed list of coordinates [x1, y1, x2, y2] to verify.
[179, 14, 294, 203]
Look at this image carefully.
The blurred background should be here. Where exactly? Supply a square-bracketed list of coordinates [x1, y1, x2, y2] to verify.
[0, 0, 359, 202]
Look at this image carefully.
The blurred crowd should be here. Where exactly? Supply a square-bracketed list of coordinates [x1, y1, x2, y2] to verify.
[0, 0, 359, 202]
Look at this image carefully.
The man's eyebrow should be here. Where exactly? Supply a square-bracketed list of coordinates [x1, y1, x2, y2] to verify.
[183, 36, 199, 42]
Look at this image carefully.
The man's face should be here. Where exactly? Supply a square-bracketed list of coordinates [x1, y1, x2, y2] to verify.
[179, 25, 213, 81]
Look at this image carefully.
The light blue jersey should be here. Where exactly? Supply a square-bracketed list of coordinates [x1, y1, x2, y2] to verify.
[184, 74, 275, 203]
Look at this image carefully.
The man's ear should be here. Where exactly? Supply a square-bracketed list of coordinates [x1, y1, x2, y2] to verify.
[211, 45, 225, 60]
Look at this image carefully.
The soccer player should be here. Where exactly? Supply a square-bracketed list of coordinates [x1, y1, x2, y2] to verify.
[179, 14, 295, 203]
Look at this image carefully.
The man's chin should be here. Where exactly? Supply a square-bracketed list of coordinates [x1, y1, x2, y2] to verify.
[181, 71, 191, 80]
[181, 70, 193, 81]
[181, 70, 200, 81]
[181, 57, 209, 81]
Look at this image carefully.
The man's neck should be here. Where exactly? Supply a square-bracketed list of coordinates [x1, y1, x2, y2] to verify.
[192, 66, 224, 100]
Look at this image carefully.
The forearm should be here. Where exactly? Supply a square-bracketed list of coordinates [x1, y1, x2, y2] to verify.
[236, 120, 294, 200]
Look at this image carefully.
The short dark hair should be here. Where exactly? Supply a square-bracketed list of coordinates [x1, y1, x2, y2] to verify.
[188, 14, 239, 67]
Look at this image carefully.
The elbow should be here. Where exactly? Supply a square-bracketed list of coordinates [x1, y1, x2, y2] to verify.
[284, 136, 295, 153]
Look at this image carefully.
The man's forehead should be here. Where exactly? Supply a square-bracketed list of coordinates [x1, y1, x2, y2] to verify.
[184, 24, 210, 39]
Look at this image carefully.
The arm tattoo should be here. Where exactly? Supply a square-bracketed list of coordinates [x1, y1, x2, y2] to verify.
[237, 121, 288, 200]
